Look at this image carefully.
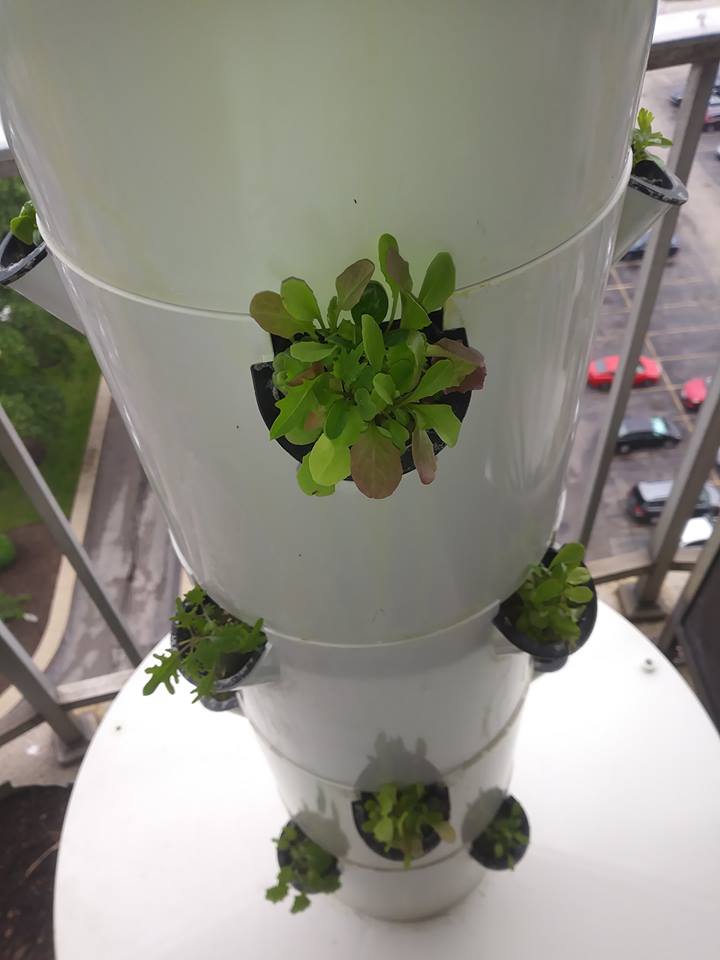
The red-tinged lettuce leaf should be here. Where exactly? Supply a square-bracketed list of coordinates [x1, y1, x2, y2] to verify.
[411, 427, 437, 485]
[428, 337, 487, 392]
[385, 246, 412, 293]
[350, 426, 403, 499]
[249, 291, 312, 339]
[336, 259, 375, 311]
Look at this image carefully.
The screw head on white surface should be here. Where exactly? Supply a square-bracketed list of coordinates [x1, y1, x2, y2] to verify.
[642, 657, 656, 673]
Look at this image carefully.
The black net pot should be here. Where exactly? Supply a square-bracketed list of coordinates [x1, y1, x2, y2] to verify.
[351, 782, 451, 863]
[0, 230, 46, 286]
[170, 593, 266, 710]
[276, 822, 341, 894]
[493, 546, 598, 662]
[470, 795, 530, 871]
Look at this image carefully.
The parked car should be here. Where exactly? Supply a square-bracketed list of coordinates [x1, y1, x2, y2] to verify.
[670, 71, 720, 105]
[621, 231, 680, 261]
[680, 376, 710, 411]
[587, 354, 660, 389]
[616, 416, 681, 453]
[627, 480, 720, 523]
[679, 516, 715, 548]
[704, 94, 720, 131]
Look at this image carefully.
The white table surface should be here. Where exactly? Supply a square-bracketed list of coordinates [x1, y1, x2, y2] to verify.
[54, 602, 720, 959]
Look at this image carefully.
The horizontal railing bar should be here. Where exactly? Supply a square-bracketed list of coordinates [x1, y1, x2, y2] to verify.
[587, 545, 701, 586]
[0, 668, 132, 747]
[649, 7, 720, 69]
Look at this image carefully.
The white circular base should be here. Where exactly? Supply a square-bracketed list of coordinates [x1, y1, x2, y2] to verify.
[55, 603, 720, 958]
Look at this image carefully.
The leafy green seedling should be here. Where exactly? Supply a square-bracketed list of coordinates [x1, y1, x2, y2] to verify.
[143, 585, 265, 701]
[9, 200, 41, 247]
[250, 234, 487, 499]
[0, 591, 30, 623]
[631, 108, 672, 170]
[361, 782, 455, 868]
[509, 542, 593, 648]
[477, 799, 528, 869]
[266, 822, 341, 913]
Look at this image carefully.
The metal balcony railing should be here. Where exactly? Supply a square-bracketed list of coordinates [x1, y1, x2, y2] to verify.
[1, 7, 720, 755]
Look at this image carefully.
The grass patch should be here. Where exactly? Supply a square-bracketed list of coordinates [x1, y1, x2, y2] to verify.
[0, 176, 100, 533]
[0, 323, 100, 532]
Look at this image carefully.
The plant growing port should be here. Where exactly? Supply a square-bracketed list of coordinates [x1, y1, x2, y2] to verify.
[249, 234, 486, 499]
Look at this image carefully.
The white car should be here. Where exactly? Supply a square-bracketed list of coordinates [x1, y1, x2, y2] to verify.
[679, 516, 714, 548]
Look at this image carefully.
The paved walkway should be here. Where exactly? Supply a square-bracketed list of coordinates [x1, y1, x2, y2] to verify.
[47, 402, 179, 685]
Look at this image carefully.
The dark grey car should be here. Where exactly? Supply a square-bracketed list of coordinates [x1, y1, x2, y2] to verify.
[627, 480, 720, 523]
[616, 416, 682, 454]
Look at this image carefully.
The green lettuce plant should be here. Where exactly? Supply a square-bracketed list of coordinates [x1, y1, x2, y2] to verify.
[508, 542, 593, 648]
[476, 798, 528, 869]
[143, 585, 265, 701]
[266, 822, 341, 914]
[249, 234, 486, 499]
[9, 200, 41, 247]
[361, 782, 455, 868]
[631, 108, 672, 170]
[0, 591, 30, 622]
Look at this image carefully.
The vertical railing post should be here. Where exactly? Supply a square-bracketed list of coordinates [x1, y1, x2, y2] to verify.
[577, 58, 720, 546]
[626, 363, 720, 612]
[0, 618, 88, 747]
[0, 403, 142, 666]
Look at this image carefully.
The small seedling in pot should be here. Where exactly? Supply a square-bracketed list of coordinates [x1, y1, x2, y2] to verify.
[9, 200, 41, 247]
[249, 233, 486, 499]
[361, 782, 455, 868]
[473, 798, 529, 869]
[266, 822, 341, 913]
[631, 108, 672, 170]
[142, 585, 265, 701]
[509, 542, 593, 649]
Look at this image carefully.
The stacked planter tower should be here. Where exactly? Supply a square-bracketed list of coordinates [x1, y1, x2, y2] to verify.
[0, 0, 658, 921]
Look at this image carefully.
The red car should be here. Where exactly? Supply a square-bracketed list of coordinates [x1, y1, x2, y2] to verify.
[587, 355, 661, 390]
[680, 377, 709, 411]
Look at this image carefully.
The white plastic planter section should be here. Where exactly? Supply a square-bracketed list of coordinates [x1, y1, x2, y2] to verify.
[613, 158, 689, 261]
[0, 232, 83, 332]
[0, 1, 655, 313]
[0, 0, 658, 922]
[54, 165, 625, 645]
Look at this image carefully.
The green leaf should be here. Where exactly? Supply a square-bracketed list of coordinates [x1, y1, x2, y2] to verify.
[411, 427, 436, 485]
[404, 359, 463, 403]
[291, 893, 311, 914]
[566, 566, 591, 586]
[418, 252, 455, 313]
[143, 649, 183, 696]
[531, 578, 564, 604]
[269, 380, 318, 440]
[281, 277, 322, 324]
[350, 426, 403, 499]
[266, 883, 289, 904]
[374, 816, 395, 846]
[351, 280, 389, 325]
[361, 314, 385, 370]
[308, 434, 351, 486]
[373, 373, 396, 406]
[566, 586, 593, 605]
[550, 542, 585, 568]
[378, 783, 397, 813]
[400, 291, 431, 330]
[325, 399, 350, 440]
[410, 404, 461, 446]
[285, 422, 322, 445]
[289, 341, 335, 362]
[385, 246, 412, 293]
[433, 821, 456, 844]
[354, 387, 379, 422]
[327, 295, 340, 328]
[385, 418, 409, 450]
[296, 455, 335, 497]
[336, 259, 375, 311]
[333, 343, 364, 386]
[378, 233, 400, 293]
[336, 407, 364, 447]
[250, 291, 313, 340]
